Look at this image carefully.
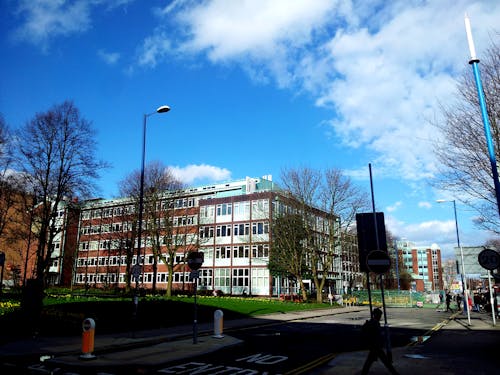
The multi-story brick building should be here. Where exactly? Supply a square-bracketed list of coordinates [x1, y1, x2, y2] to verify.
[396, 239, 443, 291]
[71, 176, 362, 297]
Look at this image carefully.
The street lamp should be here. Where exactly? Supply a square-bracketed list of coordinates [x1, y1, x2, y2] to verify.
[436, 199, 471, 325]
[133, 105, 170, 318]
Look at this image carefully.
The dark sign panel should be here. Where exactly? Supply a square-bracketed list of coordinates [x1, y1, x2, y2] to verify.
[356, 212, 387, 272]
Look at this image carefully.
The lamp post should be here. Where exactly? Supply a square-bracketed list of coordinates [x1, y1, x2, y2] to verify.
[133, 105, 170, 321]
[436, 199, 471, 325]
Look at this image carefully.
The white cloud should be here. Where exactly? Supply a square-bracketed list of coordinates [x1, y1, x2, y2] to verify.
[170, 164, 231, 184]
[149, 0, 499, 183]
[98, 49, 120, 65]
[386, 201, 402, 213]
[136, 32, 172, 68]
[386, 214, 493, 259]
[12, 0, 93, 48]
[11, 0, 135, 49]
[419, 201, 432, 209]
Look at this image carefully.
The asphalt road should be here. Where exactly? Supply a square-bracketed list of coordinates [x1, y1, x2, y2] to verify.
[149, 307, 448, 374]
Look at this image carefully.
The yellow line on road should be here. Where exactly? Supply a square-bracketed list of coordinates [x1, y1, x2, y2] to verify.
[285, 352, 338, 375]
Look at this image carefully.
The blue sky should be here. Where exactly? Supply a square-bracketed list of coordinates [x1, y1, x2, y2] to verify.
[1, 0, 499, 259]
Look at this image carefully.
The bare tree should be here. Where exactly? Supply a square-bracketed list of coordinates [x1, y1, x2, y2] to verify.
[0, 114, 15, 241]
[433, 40, 500, 233]
[269, 212, 309, 301]
[280, 167, 369, 301]
[321, 168, 371, 232]
[119, 161, 184, 295]
[14, 101, 106, 292]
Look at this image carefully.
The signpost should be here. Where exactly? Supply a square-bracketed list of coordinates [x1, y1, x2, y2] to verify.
[478, 248, 500, 326]
[187, 252, 204, 344]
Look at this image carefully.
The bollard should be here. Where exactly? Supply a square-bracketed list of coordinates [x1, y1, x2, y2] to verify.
[80, 318, 96, 360]
[213, 309, 224, 339]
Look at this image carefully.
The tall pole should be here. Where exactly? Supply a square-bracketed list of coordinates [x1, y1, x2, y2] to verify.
[464, 15, 500, 217]
[452, 200, 471, 325]
[369, 164, 392, 361]
[394, 241, 400, 291]
[133, 106, 170, 328]
[132, 113, 148, 324]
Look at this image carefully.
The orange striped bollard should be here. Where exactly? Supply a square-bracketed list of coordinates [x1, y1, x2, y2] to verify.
[80, 318, 96, 360]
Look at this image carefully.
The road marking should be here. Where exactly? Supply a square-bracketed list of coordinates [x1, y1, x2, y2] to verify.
[284, 352, 337, 375]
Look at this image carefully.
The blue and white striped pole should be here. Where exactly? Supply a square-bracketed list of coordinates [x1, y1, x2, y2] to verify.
[464, 14, 500, 217]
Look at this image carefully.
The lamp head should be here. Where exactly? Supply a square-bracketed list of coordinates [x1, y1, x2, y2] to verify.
[436, 199, 446, 203]
[156, 105, 171, 114]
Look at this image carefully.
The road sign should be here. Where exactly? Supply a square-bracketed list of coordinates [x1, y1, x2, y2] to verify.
[187, 252, 204, 270]
[366, 250, 391, 274]
[478, 249, 500, 271]
[356, 212, 388, 272]
[131, 264, 142, 280]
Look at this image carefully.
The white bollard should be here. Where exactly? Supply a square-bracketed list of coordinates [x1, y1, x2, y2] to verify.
[213, 309, 224, 339]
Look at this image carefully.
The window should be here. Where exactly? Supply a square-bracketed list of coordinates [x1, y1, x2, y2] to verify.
[199, 269, 213, 287]
[252, 222, 269, 235]
[234, 202, 250, 216]
[215, 246, 231, 259]
[234, 223, 250, 236]
[216, 225, 231, 237]
[232, 268, 249, 287]
[214, 268, 230, 288]
[216, 203, 232, 216]
[200, 226, 214, 238]
[233, 245, 249, 258]
[251, 268, 269, 289]
[252, 244, 269, 258]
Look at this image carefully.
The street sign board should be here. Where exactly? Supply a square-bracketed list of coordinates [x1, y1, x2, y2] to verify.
[356, 212, 388, 272]
[366, 250, 391, 274]
[478, 249, 500, 271]
[131, 264, 142, 280]
[187, 252, 204, 270]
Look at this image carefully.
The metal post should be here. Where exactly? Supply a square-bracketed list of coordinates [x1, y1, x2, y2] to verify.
[487, 271, 496, 326]
[465, 15, 500, 217]
[394, 241, 400, 291]
[193, 277, 198, 344]
[133, 114, 148, 324]
[453, 200, 471, 325]
[369, 163, 392, 361]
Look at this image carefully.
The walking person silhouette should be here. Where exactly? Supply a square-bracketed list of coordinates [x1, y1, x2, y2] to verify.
[361, 308, 399, 374]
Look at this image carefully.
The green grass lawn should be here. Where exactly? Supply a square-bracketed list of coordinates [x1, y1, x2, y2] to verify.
[0, 294, 335, 343]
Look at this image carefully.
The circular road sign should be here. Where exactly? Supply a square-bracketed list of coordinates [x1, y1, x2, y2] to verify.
[187, 252, 204, 270]
[478, 249, 500, 271]
[366, 250, 391, 274]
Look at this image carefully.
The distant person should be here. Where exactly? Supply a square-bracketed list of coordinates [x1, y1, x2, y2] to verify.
[445, 292, 453, 312]
[456, 294, 462, 311]
[361, 308, 399, 375]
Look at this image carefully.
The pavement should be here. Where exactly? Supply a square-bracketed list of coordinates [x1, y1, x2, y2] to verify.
[0, 306, 499, 374]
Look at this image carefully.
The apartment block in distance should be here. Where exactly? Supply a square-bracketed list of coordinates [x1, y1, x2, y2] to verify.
[73, 176, 354, 297]
[396, 239, 443, 292]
